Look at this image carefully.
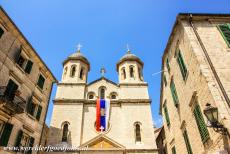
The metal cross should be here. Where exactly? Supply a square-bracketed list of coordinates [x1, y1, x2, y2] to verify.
[126, 44, 131, 53]
[77, 43, 82, 52]
[100, 67, 106, 76]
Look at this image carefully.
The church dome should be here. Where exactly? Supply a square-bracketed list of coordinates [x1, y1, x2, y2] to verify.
[63, 51, 90, 70]
[116, 51, 143, 71]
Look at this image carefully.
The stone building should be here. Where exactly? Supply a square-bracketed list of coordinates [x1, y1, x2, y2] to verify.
[159, 13, 230, 154]
[0, 7, 56, 154]
[155, 126, 167, 154]
[47, 49, 158, 154]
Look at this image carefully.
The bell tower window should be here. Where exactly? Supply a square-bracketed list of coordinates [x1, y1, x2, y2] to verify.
[70, 66, 76, 77]
[80, 68, 84, 80]
[62, 123, 69, 142]
[130, 66, 134, 78]
[134, 122, 141, 143]
[121, 67, 126, 80]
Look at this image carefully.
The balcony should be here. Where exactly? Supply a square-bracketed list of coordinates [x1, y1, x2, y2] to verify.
[0, 86, 26, 115]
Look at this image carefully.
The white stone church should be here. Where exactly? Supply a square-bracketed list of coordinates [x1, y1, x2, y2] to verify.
[47, 48, 158, 154]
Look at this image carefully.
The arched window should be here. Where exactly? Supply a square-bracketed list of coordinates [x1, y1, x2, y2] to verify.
[121, 67, 126, 80]
[63, 67, 68, 79]
[110, 92, 118, 100]
[62, 123, 68, 142]
[111, 95, 116, 99]
[88, 92, 95, 100]
[130, 66, 134, 78]
[89, 95, 94, 99]
[70, 66, 76, 77]
[135, 123, 141, 143]
[100, 88, 105, 99]
[138, 67, 143, 81]
[79, 68, 84, 79]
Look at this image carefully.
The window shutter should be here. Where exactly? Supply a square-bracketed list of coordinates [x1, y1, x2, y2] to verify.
[26, 96, 33, 113]
[218, 24, 230, 47]
[163, 105, 170, 126]
[172, 146, 176, 154]
[26, 137, 35, 154]
[36, 105, 42, 121]
[183, 130, 193, 154]
[0, 123, 13, 146]
[15, 130, 23, 147]
[0, 27, 4, 38]
[13, 45, 22, 63]
[25, 60, 33, 74]
[170, 80, 179, 106]
[166, 58, 170, 72]
[4, 79, 18, 100]
[177, 50, 188, 80]
[37, 75, 45, 89]
[193, 104, 210, 143]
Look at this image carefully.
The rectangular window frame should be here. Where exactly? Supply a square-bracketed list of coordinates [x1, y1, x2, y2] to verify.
[163, 104, 170, 126]
[170, 79, 179, 107]
[37, 74, 45, 90]
[183, 129, 193, 154]
[217, 24, 230, 48]
[177, 49, 188, 81]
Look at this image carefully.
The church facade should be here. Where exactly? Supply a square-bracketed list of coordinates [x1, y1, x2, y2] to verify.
[47, 49, 158, 154]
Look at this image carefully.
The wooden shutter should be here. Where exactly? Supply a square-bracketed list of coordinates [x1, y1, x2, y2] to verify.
[4, 79, 18, 100]
[37, 75, 45, 89]
[15, 130, 23, 147]
[177, 50, 188, 80]
[26, 96, 33, 113]
[193, 104, 210, 143]
[13, 45, 22, 63]
[36, 105, 42, 121]
[25, 60, 33, 74]
[163, 105, 170, 126]
[218, 24, 230, 47]
[183, 130, 193, 154]
[26, 137, 35, 154]
[0, 123, 13, 146]
[170, 80, 179, 106]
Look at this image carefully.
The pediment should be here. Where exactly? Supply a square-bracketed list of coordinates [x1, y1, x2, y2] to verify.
[79, 134, 125, 149]
[87, 77, 118, 87]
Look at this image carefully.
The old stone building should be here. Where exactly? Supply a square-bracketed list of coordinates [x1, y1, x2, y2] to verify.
[159, 13, 230, 154]
[0, 7, 56, 154]
[47, 49, 158, 154]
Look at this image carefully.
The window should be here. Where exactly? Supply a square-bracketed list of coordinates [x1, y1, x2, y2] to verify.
[70, 66, 76, 77]
[15, 49, 34, 74]
[130, 66, 134, 78]
[17, 55, 26, 68]
[172, 146, 176, 154]
[37, 74, 45, 90]
[218, 24, 230, 47]
[4, 79, 19, 101]
[170, 79, 179, 107]
[135, 123, 141, 143]
[138, 67, 143, 81]
[63, 67, 68, 79]
[163, 104, 170, 126]
[111, 95, 116, 99]
[177, 50, 188, 80]
[0, 27, 4, 38]
[62, 123, 68, 142]
[100, 88, 105, 99]
[89, 94, 94, 99]
[163, 74, 167, 87]
[26, 97, 43, 121]
[15, 130, 34, 154]
[79, 68, 84, 79]
[183, 129, 193, 154]
[24, 60, 33, 74]
[0, 123, 13, 146]
[121, 67, 126, 80]
[166, 58, 170, 72]
[193, 104, 210, 143]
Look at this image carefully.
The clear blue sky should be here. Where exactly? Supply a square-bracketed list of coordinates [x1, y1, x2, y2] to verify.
[1, 0, 230, 128]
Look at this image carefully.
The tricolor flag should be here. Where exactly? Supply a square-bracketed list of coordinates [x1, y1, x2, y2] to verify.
[96, 99, 110, 132]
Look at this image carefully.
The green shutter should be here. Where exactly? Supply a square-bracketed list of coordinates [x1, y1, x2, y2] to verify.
[177, 50, 188, 80]
[183, 130, 193, 154]
[163, 105, 170, 126]
[36, 105, 42, 121]
[0, 123, 13, 146]
[166, 58, 170, 72]
[193, 104, 210, 143]
[25, 60, 33, 74]
[218, 24, 230, 47]
[26, 137, 34, 154]
[15, 130, 23, 147]
[170, 80, 179, 106]
[172, 146, 176, 154]
[163, 75, 167, 87]
[37, 75, 45, 89]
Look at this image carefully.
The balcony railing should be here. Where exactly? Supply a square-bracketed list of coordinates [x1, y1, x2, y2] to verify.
[0, 86, 26, 114]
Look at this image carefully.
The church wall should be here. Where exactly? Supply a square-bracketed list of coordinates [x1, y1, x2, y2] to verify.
[55, 84, 86, 99]
[119, 85, 149, 99]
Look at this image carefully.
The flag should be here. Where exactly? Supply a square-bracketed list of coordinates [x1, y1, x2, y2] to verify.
[96, 99, 110, 132]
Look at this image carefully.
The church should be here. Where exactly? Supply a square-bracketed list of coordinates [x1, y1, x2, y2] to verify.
[47, 47, 158, 154]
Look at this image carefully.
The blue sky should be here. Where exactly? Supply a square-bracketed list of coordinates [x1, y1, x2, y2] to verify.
[1, 0, 230, 128]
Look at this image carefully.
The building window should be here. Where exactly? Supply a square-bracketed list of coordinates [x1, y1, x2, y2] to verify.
[63, 67, 68, 79]
[89, 95, 94, 99]
[193, 103, 210, 143]
[172, 146, 176, 154]
[79, 68, 84, 79]
[26, 97, 43, 121]
[218, 24, 230, 47]
[163, 103, 170, 126]
[130, 66, 134, 78]
[166, 58, 170, 72]
[110, 92, 117, 99]
[37, 74, 45, 90]
[0, 27, 4, 38]
[163, 74, 167, 87]
[177, 49, 188, 80]
[111, 95, 116, 99]
[15, 130, 34, 154]
[100, 88, 105, 99]
[183, 129, 193, 154]
[170, 78, 179, 107]
[4, 79, 19, 101]
[0, 123, 13, 146]
[121, 67, 126, 80]
[70, 66, 76, 77]
[135, 123, 141, 143]
[17, 55, 26, 68]
[62, 123, 69, 142]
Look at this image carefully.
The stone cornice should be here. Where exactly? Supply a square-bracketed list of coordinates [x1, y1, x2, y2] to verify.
[57, 82, 87, 86]
[118, 83, 148, 86]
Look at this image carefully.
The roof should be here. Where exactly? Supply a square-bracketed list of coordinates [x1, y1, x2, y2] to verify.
[88, 77, 118, 86]
[63, 51, 90, 70]
[159, 13, 230, 114]
[0, 6, 57, 82]
[116, 51, 143, 71]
